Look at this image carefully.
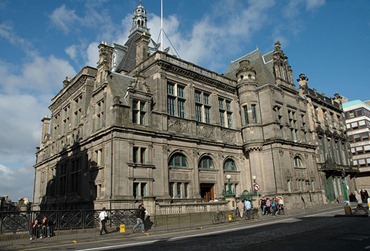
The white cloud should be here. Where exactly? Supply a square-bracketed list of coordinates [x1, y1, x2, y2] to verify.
[0, 161, 35, 201]
[65, 45, 77, 60]
[0, 23, 34, 53]
[144, 0, 277, 71]
[0, 27, 76, 202]
[49, 5, 80, 35]
[306, 0, 326, 10]
[86, 42, 99, 68]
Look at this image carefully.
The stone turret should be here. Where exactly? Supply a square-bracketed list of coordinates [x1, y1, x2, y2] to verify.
[40, 115, 51, 148]
[236, 60, 256, 82]
[96, 41, 114, 85]
[136, 32, 150, 66]
[297, 73, 309, 96]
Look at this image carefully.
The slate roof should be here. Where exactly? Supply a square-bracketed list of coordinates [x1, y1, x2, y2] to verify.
[224, 49, 276, 85]
[115, 31, 143, 73]
[107, 71, 136, 106]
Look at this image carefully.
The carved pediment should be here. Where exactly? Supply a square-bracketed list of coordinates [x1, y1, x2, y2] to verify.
[128, 79, 151, 93]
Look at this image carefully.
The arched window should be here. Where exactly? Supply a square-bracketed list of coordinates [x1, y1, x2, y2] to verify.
[169, 153, 188, 168]
[223, 158, 236, 171]
[293, 156, 304, 168]
[199, 156, 214, 170]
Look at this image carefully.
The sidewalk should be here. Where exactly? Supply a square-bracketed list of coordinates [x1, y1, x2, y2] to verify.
[0, 203, 347, 251]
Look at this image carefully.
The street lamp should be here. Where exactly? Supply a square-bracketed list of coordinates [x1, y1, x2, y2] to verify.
[226, 174, 232, 195]
[251, 175, 257, 207]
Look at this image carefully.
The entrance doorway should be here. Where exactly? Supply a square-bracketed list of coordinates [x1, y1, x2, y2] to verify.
[200, 183, 215, 202]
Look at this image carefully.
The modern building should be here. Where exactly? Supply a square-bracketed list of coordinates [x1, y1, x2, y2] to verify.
[33, 2, 356, 211]
[343, 100, 370, 191]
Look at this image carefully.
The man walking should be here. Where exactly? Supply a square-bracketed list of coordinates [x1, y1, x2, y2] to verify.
[244, 199, 252, 219]
[99, 207, 109, 235]
[133, 204, 146, 233]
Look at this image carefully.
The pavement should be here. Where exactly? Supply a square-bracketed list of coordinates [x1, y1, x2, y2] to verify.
[0, 202, 361, 251]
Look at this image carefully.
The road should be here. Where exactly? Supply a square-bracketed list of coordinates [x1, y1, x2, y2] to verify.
[73, 209, 370, 251]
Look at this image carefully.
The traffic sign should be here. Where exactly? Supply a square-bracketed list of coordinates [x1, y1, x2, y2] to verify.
[253, 183, 260, 191]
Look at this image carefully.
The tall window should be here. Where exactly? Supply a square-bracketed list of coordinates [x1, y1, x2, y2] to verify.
[132, 99, 146, 125]
[70, 158, 80, 194]
[53, 112, 61, 139]
[177, 183, 182, 198]
[293, 156, 303, 168]
[58, 163, 67, 196]
[251, 104, 257, 123]
[327, 138, 334, 160]
[167, 82, 186, 118]
[74, 95, 82, 127]
[133, 146, 146, 164]
[288, 110, 298, 141]
[95, 148, 104, 166]
[184, 183, 189, 198]
[169, 153, 188, 168]
[243, 105, 249, 125]
[219, 98, 233, 128]
[195, 90, 211, 124]
[96, 100, 105, 129]
[133, 182, 146, 198]
[319, 136, 326, 161]
[274, 105, 284, 138]
[224, 159, 236, 171]
[199, 156, 214, 169]
[335, 141, 342, 164]
[63, 104, 70, 133]
[169, 182, 174, 198]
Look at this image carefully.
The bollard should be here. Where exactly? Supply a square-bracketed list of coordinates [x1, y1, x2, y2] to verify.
[228, 214, 233, 222]
[343, 201, 352, 215]
[120, 224, 126, 233]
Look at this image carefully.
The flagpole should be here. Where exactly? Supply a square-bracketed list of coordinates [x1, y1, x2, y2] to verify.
[160, 0, 164, 51]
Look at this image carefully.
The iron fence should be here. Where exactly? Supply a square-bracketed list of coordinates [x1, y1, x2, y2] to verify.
[0, 209, 137, 234]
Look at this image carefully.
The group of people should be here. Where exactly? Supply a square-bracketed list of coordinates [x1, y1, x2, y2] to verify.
[98, 204, 150, 236]
[260, 197, 284, 216]
[236, 196, 285, 219]
[29, 216, 52, 240]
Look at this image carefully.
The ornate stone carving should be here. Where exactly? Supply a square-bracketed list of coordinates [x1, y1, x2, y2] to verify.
[197, 124, 214, 138]
[221, 129, 234, 142]
[168, 118, 189, 134]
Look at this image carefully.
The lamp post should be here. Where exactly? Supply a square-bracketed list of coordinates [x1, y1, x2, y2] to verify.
[226, 174, 232, 195]
[251, 175, 257, 207]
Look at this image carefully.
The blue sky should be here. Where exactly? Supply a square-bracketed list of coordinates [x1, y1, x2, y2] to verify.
[0, 0, 369, 202]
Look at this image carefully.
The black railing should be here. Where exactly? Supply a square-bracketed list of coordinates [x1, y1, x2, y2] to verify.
[0, 209, 137, 234]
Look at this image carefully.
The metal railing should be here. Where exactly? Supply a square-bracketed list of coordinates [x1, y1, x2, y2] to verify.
[0, 209, 137, 234]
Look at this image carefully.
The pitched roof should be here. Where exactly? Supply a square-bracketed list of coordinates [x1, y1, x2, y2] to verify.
[224, 49, 275, 85]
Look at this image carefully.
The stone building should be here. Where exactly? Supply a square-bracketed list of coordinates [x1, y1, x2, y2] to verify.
[33, 3, 356, 211]
[343, 100, 370, 191]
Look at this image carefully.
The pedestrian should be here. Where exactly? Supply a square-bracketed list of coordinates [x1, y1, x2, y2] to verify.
[237, 200, 244, 218]
[354, 190, 363, 206]
[271, 198, 277, 216]
[265, 198, 271, 215]
[244, 199, 252, 219]
[260, 197, 266, 215]
[278, 197, 285, 215]
[99, 207, 109, 235]
[41, 216, 51, 238]
[133, 204, 146, 233]
[29, 219, 38, 240]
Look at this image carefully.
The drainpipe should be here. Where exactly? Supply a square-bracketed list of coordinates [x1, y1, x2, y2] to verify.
[110, 130, 114, 212]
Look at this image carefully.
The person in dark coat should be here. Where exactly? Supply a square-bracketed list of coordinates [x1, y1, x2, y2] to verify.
[132, 204, 146, 233]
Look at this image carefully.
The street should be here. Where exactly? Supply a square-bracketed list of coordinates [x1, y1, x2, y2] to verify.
[74, 209, 370, 251]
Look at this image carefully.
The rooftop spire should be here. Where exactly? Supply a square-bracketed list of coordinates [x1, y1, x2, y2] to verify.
[130, 1, 149, 35]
